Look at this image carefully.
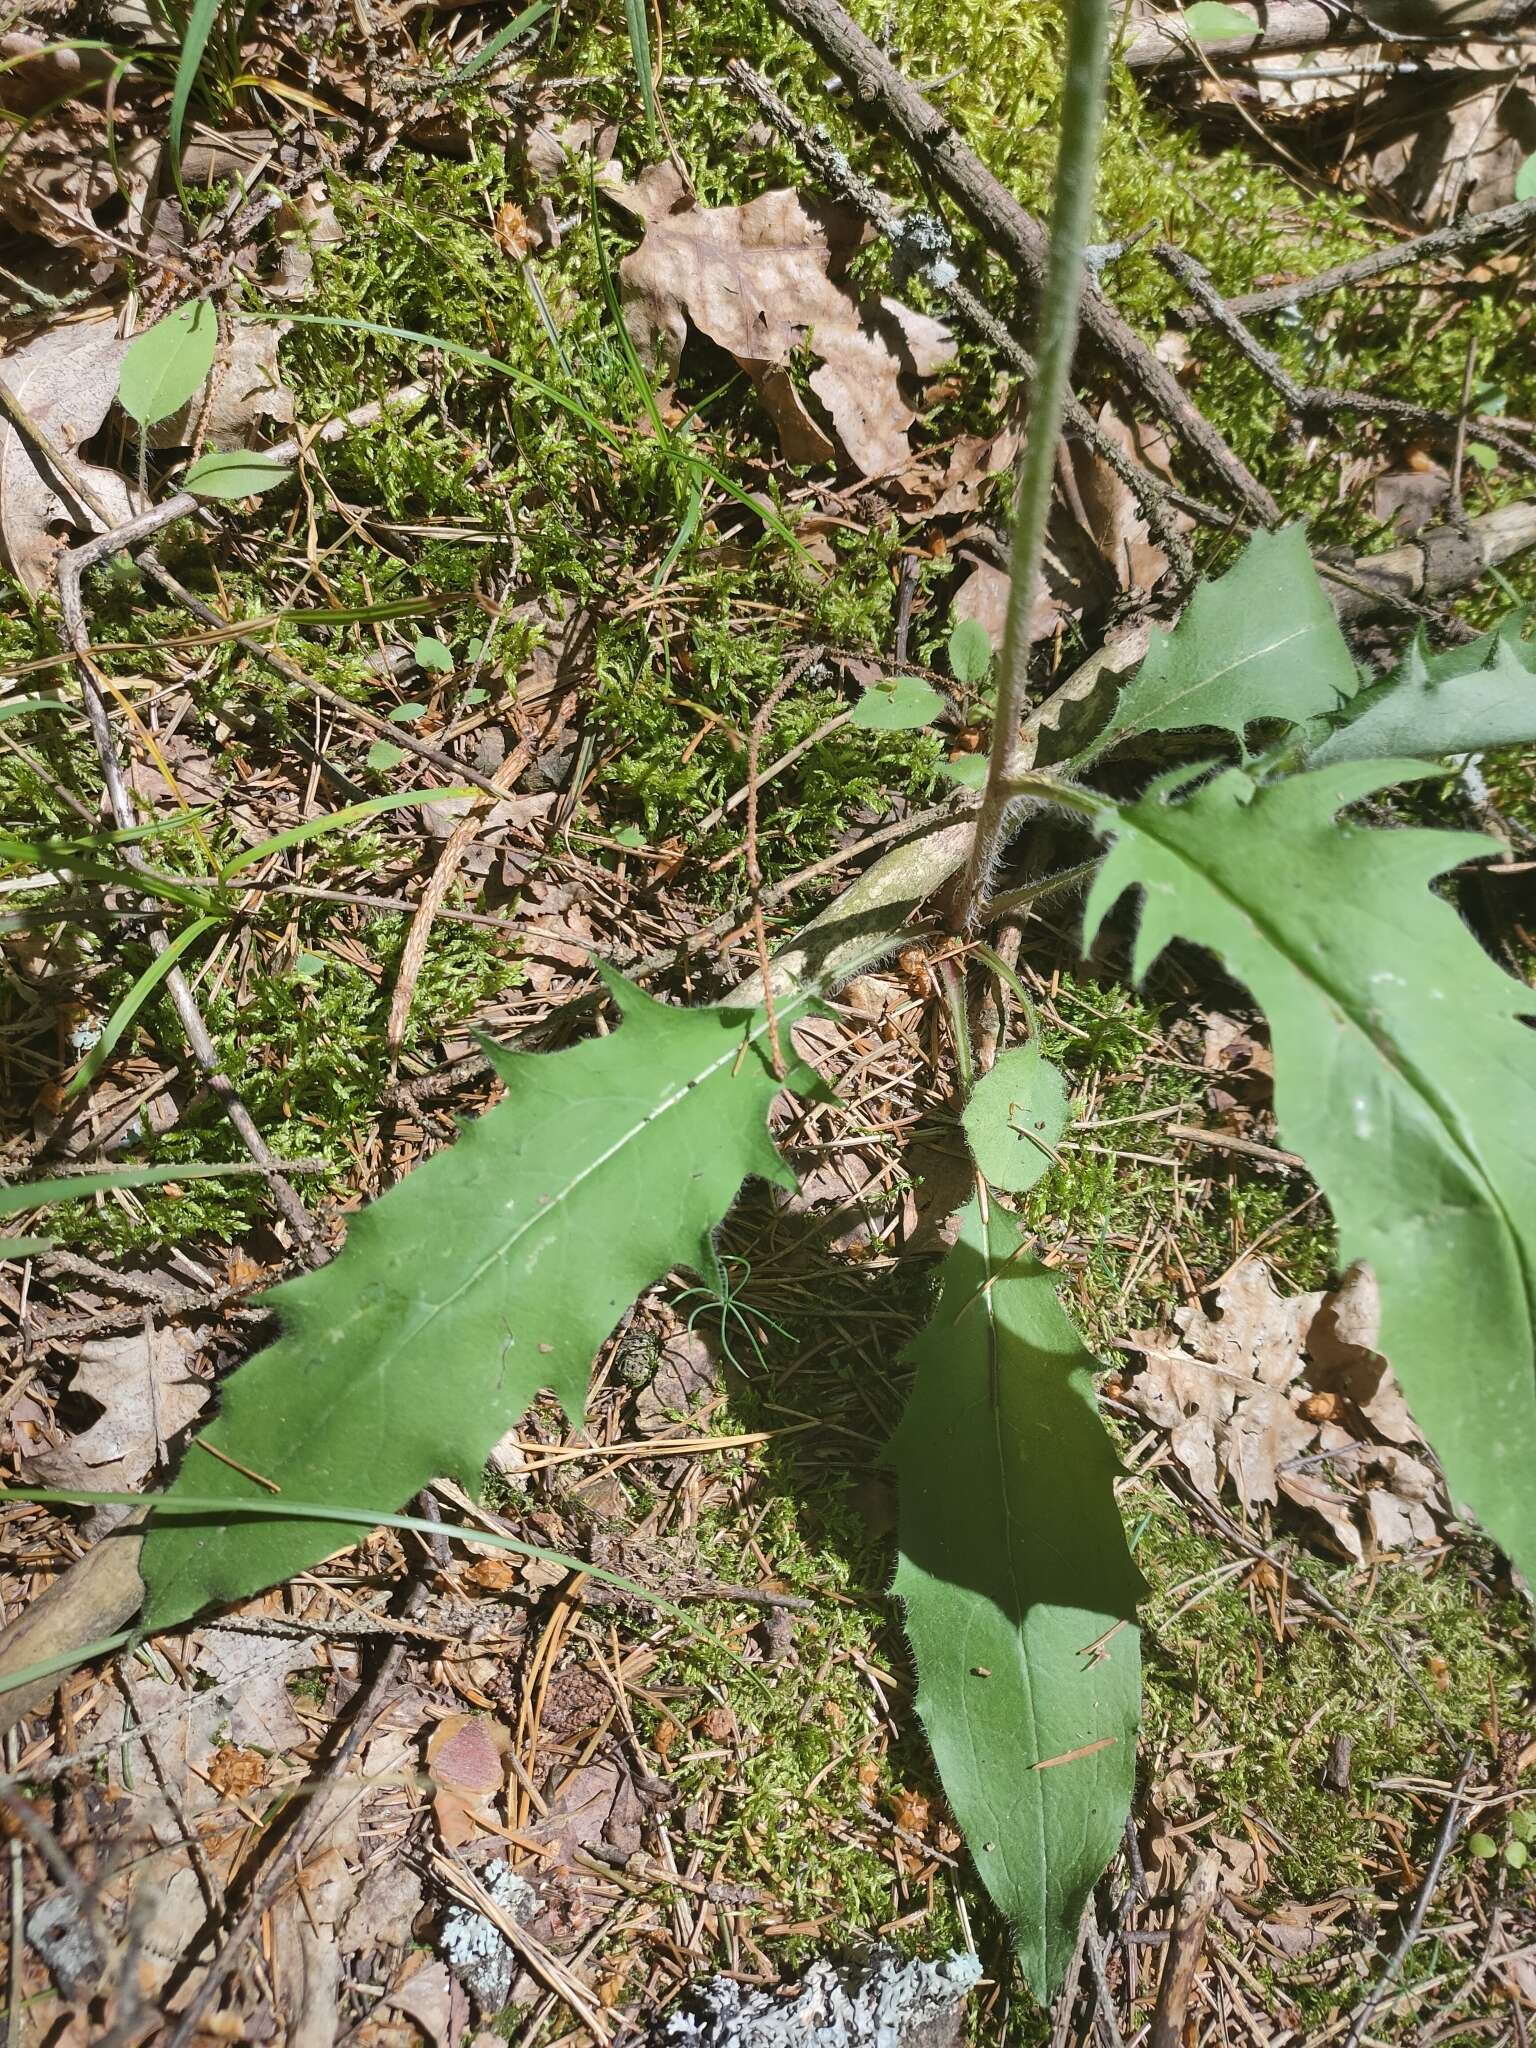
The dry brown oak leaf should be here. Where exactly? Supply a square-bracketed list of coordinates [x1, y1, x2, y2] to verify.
[0, 313, 138, 592]
[619, 184, 953, 477]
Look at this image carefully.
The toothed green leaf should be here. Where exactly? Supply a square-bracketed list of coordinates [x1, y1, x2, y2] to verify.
[141, 974, 814, 1628]
[1094, 525, 1357, 758]
[1084, 764, 1536, 1577]
[889, 1198, 1142, 1997]
[1310, 616, 1536, 766]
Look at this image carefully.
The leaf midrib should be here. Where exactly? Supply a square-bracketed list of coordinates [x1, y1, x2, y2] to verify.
[157, 1003, 795, 1618]
[1133, 805, 1535, 1354]
[980, 1213, 1054, 1947]
[1122, 616, 1328, 738]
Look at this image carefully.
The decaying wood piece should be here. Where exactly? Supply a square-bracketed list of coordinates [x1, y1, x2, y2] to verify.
[1323, 498, 1536, 619]
[767, 0, 1279, 522]
[0, 1514, 145, 1737]
[1148, 1851, 1220, 2048]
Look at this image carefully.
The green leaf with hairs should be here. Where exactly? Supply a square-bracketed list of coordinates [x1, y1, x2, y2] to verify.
[1091, 525, 1357, 759]
[962, 1044, 1071, 1193]
[140, 973, 817, 1628]
[1084, 762, 1536, 1577]
[1310, 615, 1536, 766]
[889, 1197, 1142, 1997]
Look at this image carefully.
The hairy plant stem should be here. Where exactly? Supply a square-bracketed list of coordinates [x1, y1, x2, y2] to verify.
[951, 0, 1112, 929]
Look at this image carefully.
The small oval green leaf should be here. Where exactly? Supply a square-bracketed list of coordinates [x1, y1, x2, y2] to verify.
[1181, 1, 1257, 37]
[1468, 1832, 1499, 1859]
[182, 451, 293, 499]
[1506, 1839, 1529, 1871]
[851, 674, 944, 732]
[963, 1043, 1072, 1193]
[939, 755, 988, 789]
[366, 739, 406, 772]
[1516, 153, 1536, 203]
[119, 302, 218, 428]
[947, 618, 994, 688]
[414, 634, 454, 673]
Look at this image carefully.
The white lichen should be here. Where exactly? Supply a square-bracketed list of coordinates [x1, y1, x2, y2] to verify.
[659, 1948, 981, 2047]
[439, 1862, 536, 2013]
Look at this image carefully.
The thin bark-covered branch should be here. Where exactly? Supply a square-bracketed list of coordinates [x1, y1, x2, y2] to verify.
[1123, 0, 1535, 71]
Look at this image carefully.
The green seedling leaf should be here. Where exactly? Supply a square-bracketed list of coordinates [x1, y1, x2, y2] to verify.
[140, 973, 817, 1628]
[1085, 762, 1536, 1579]
[939, 755, 989, 789]
[1310, 616, 1536, 767]
[1467, 442, 1498, 472]
[1181, 1, 1257, 37]
[118, 302, 217, 428]
[389, 701, 429, 724]
[1516, 153, 1536, 202]
[947, 618, 994, 689]
[1508, 1840, 1530, 1871]
[851, 675, 945, 732]
[366, 740, 406, 772]
[414, 635, 454, 673]
[1469, 1832, 1499, 1858]
[889, 1197, 1142, 1996]
[613, 825, 646, 848]
[963, 1044, 1071, 1193]
[1512, 1810, 1536, 1843]
[182, 452, 292, 500]
[1093, 525, 1357, 759]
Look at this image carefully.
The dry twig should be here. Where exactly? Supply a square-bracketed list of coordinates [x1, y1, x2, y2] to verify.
[767, 0, 1279, 519]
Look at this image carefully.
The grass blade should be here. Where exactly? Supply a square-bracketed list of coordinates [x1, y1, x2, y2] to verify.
[623, 0, 659, 136]
[64, 913, 219, 1099]
[168, 0, 223, 196]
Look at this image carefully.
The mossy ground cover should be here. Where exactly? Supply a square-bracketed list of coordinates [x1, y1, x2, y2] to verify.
[1, 0, 1532, 2039]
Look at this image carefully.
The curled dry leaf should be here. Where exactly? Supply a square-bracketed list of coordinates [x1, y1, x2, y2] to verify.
[620, 185, 953, 477]
[1124, 1259, 1446, 1560]
[0, 313, 139, 593]
[30, 1323, 209, 1493]
[427, 1712, 511, 1848]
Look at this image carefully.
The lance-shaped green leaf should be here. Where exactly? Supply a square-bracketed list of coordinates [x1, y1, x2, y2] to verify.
[889, 1198, 1143, 1997]
[141, 972, 815, 1629]
[1311, 616, 1536, 766]
[1090, 525, 1357, 760]
[1085, 763, 1536, 1577]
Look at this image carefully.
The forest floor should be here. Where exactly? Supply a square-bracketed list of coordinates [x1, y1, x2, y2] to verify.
[1, 0, 1534, 2041]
